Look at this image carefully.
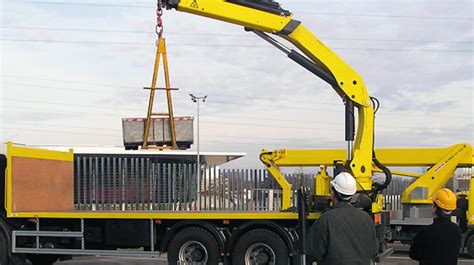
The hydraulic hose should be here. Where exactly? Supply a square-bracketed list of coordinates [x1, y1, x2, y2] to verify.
[369, 96, 391, 199]
[372, 152, 392, 200]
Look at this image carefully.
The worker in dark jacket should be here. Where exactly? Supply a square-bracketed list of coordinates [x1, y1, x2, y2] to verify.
[409, 188, 461, 265]
[308, 172, 378, 265]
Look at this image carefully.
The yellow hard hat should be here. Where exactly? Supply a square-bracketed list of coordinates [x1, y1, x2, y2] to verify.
[432, 188, 457, 211]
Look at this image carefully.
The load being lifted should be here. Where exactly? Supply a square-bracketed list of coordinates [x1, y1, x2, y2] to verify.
[123, 34, 195, 151]
[122, 116, 194, 150]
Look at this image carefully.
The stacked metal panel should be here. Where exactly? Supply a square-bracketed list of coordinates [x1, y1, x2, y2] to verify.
[73, 154, 316, 212]
[74, 155, 197, 211]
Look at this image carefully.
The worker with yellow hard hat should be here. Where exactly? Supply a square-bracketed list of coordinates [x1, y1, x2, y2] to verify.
[409, 188, 461, 265]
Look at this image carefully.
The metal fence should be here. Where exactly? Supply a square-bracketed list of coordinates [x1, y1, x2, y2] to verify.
[382, 178, 413, 211]
[74, 155, 315, 212]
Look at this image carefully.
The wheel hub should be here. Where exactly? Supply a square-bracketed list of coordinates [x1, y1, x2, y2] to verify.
[179, 240, 208, 264]
[189, 248, 205, 261]
[255, 251, 270, 263]
[245, 243, 276, 265]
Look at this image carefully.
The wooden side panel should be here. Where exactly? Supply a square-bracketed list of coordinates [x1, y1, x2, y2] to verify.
[11, 157, 73, 212]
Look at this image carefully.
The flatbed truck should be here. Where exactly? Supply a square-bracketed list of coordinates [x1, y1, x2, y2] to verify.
[0, 142, 319, 265]
[0, 142, 394, 265]
[4, 142, 471, 264]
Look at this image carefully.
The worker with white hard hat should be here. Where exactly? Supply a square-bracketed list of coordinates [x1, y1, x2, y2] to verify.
[409, 188, 461, 265]
[308, 172, 378, 265]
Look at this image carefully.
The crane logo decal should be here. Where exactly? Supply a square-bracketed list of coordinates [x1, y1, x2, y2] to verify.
[190, 0, 199, 9]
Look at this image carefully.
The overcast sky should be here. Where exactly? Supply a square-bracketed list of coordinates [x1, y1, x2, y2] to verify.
[0, 0, 472, 168]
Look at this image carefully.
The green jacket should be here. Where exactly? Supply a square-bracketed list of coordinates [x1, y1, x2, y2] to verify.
[308, 202, 378, 265]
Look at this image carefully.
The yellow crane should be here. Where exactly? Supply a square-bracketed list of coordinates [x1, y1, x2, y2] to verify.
[261, 144, 471, 204]
[261, 143, 474, 256]
[162, 0, 392, 205]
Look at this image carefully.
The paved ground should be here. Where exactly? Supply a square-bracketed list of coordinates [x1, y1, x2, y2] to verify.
[383, 251, 473, 265]
[57, 256, 167, 265]
[26, 251, 472, 265]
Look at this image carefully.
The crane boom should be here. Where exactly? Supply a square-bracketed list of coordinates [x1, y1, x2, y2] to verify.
[163, 0, 378, 193]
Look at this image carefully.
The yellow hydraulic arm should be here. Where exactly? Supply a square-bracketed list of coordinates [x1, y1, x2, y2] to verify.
[163, 0, 384, 209]
[397, 144, 472, 204]
[263, 144, 472, 206]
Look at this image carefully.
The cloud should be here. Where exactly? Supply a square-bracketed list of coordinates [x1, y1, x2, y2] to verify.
[1, 0, 472, 167]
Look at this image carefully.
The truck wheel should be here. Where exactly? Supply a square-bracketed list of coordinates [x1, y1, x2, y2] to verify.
[0, 222, 27, 265]
[466, 234, 474, 258]
[232, 229, 288, 265]
[167, 227, 220, 265]
[0, 228, 8, 265]
[26, 255, 58, 265]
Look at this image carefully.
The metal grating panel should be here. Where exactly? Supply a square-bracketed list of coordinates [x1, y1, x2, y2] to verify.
[73, 154, 315, 212]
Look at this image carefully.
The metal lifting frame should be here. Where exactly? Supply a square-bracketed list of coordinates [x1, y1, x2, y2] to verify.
[143, 37, 178, 150]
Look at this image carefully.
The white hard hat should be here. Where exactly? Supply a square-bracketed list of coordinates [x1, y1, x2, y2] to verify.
[331, 172, 357, 196]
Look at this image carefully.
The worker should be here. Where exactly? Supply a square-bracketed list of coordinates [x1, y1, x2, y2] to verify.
[308, 172, 378, 265]
[409, 188, 461, 265]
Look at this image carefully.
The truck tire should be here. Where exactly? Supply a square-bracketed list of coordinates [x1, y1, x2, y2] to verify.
[466, 234, 474, 258]
[0, 228, 8, 265]
[232, 229, 288, 265]
[26, 255, 58, 265]
[167, 227, 220, 265]
[0, 220, 26, 265]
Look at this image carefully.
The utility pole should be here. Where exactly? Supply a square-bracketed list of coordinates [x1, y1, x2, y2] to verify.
[189, 94, 207, 210]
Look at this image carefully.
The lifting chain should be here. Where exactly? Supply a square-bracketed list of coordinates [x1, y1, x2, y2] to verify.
[155, 0, 164, 39]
